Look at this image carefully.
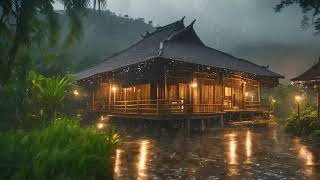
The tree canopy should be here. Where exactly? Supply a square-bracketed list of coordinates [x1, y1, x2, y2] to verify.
[0, 0, 92, 85]
[275, 0, 320, 34]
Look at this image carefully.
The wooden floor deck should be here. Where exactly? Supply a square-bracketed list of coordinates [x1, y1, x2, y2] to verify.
[86, 99, 269, 120]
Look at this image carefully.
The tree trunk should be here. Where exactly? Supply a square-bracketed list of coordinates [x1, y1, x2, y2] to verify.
[1, 34, 20, 85]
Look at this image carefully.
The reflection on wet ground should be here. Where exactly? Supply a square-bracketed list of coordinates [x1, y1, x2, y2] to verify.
[113, 127, 320, 180]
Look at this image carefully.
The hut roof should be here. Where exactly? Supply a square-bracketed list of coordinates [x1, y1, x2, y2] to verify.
[75, 18, 283, 80]
[292, 59, 320, 82]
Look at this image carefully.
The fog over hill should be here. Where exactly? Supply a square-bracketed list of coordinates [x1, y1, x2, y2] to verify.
[106, 0, 320, 83]
[55, 0, 320, 83]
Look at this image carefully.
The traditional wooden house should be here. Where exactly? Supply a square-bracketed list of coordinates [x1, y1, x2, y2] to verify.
[75, 18, 283, 120]
[292, 58, 320, 123]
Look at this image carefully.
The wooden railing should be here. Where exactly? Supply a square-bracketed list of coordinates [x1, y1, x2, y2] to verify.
[93, 99, 223, 115]
[93, 98, 268, 115]
[244, 101, 269, 111]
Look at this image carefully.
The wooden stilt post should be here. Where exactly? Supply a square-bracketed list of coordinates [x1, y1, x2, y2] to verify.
[201, 119, 205, 132]
[187, 119, 191, 134]
[220, 114, 225, 127]
[318, 88, 320, 125]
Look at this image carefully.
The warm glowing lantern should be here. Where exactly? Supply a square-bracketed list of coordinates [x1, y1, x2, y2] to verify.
[295, 95, 303, 102]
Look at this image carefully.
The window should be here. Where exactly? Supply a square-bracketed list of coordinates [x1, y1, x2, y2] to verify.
[225, 87, 232, 97]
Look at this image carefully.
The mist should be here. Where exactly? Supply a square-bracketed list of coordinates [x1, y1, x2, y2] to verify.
[55, 0, 320, 83]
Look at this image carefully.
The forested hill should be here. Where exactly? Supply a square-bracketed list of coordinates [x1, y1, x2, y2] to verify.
[35, 10, 154, 75]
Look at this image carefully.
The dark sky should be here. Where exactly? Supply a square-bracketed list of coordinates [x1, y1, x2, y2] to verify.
[55, 0, 320, 83]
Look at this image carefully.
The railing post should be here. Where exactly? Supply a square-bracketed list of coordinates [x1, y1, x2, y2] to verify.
[156, 99, 160, 115]
[124, 101, 127, 113]
[137, 100, 140, 114]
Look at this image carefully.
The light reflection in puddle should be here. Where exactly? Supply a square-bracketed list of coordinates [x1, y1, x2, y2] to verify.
[114, 149, 122, 179]
[245, 131, 252, 164]
[225, 133, 239, 176]
[227, 133, 237, 165]
[293, 139, 315, 177]
[137, 140, 150, 179]
[111, 128, 320, 179]
[272, 129, 278, 143]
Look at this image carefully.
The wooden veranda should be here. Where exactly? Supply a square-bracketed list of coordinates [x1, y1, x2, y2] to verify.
[75, 18, 282, 121]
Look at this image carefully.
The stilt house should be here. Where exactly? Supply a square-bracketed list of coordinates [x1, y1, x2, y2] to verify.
[75, 18, 283, 120]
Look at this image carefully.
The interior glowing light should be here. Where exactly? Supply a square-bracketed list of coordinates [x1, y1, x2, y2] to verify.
[245, 92, 249, 97]
[191, 82, 198, 88]
[73, 90, 79, 96]
[112, 86, 117, 92]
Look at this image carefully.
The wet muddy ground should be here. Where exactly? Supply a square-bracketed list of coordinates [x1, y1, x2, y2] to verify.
[111, 125, 320, 180]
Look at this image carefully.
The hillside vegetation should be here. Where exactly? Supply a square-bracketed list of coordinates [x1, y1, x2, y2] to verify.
[34, 10, 154, 76]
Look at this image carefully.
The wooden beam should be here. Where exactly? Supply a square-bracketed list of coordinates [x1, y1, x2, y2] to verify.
[221, 72, 224, 112]
[318, 88, 320, 124]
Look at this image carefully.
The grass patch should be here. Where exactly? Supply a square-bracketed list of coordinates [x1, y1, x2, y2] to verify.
[0, 117, 119, 180]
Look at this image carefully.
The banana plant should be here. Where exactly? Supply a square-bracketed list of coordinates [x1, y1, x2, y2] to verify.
[29, 71, 74, 121]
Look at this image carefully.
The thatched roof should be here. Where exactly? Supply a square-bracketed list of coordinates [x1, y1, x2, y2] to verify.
[75, 18, 283, 80]
[292, 59, 320, 82]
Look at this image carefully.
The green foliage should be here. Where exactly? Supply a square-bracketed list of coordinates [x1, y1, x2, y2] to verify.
[0, 117, 119, 180]
[284, 106, 320, 135]
[33, 10, 154, 76]
[308, 130, 320, 143]
[29, 72, 74, 121]
[263, 85, 320, 142]
[0, 72, 76, 129]
[262, 85, 316, 119]
[0, 0, 91, 85]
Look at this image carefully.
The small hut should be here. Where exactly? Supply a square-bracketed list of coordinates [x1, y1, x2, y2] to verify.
[75, 18, 283, 120]
[292, 58, 320, 123]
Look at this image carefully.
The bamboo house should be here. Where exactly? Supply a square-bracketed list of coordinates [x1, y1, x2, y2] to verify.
[292, 58, 320, 123]
[75, 18, 283, 120]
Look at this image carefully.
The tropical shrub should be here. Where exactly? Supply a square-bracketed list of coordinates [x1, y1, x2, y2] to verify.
[308, 130, 320, 143]
[28, 72, 75, 121]
[262, 85, 316, 119]
[0, 117, 119, 180]
[284, 106, 320, 135]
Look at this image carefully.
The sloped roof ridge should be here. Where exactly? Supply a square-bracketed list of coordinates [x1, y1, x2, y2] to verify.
[167, 20, 196, 40]
[198, 44, 284, 78]
[292, 59, 320, 81]
[146, 18, 185, 37]
[77, 19, 185, 71]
